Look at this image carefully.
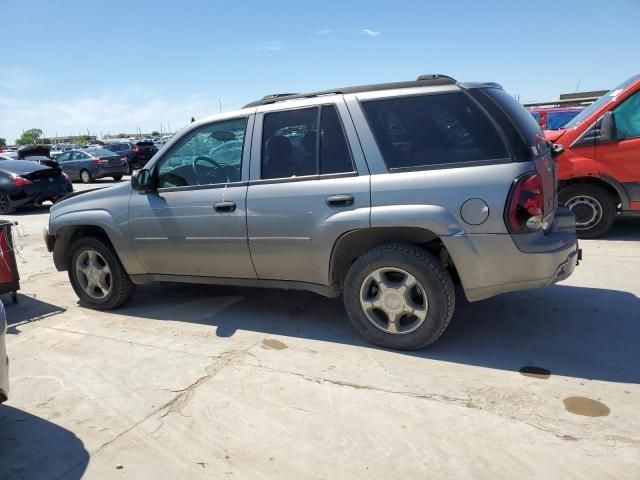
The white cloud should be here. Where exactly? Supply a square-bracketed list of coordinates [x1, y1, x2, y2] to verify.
[0, 87, 229, 142]
[315, 29, 333, 35]
[254, 40, 283, 51]
[361, 28, 381, 37]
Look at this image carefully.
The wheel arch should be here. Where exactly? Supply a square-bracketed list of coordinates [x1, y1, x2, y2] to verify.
[50, 210, 142, 273]
[558, 175, 627, 210]
[329, 227, 457, 293]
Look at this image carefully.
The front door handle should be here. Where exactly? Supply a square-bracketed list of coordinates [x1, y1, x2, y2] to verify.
[326, 194, 354, 207]
[214, 201, 236, 213]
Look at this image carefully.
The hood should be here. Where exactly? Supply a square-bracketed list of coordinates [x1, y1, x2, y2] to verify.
[51, 181, 131, 215]
[17, 145, 51, 159]
[0, 159, 53, 175]
[543, 129, 567, 143]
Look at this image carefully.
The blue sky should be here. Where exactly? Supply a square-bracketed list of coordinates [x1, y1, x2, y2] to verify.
[1, 0, 638, 142]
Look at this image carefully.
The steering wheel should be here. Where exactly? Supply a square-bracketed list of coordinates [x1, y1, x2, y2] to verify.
[192, 156, 228, 184]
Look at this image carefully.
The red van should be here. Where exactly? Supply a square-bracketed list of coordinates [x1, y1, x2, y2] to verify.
[547, 74, 640, 238]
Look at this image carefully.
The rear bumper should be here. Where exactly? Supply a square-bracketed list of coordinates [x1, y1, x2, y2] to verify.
[10, 182, 72, 208]
[442, 208, 580, 302]
[92, 165, 129, 179]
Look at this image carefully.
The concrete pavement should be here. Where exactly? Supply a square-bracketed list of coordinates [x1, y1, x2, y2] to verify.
[1, 179, 639, 479]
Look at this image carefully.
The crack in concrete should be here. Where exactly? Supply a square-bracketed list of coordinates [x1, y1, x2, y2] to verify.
[83, 345, 254, 469]
[243, 362, 471, 407]
[242, 361, 640, 447]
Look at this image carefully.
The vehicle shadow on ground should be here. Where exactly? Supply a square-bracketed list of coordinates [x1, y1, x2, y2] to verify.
[4, 294, 66, 335]
[120, 281, 640, 384]
[0, 405, 89, 480]
[598, 216, 640, 241]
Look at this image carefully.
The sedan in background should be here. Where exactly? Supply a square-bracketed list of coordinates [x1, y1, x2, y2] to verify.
[56, 148, 129, 183]
[0, 300, 7, 403]
[0, 159, 73, 213]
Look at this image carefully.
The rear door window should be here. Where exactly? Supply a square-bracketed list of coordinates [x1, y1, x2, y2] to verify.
[361, 92, 509, 170]
[261, 105, 354, 179]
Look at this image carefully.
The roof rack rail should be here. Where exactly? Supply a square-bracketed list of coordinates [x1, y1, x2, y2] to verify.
[416, 73, 457, 82]
[243, 74, 457, 108]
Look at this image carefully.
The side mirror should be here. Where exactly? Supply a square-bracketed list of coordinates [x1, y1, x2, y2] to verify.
[599, 111, 617, 143]
[131, 168, 154, 191]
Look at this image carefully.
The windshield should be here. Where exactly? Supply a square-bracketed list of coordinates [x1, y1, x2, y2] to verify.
[564, 75, 640, 129]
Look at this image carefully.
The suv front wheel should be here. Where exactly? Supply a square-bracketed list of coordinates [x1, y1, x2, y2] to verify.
[343, 243, 455, 350]
[68, 236, 136, 310]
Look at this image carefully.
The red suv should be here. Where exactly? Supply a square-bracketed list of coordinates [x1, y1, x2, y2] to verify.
[547, 74, 640, 237]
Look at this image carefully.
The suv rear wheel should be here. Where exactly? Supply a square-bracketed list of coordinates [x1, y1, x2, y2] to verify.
[559, 184, 616, 239]
[68, 236, 136, 309]
[343, 243, 455, 350]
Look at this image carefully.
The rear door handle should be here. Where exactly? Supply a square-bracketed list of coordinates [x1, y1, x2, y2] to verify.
[326, 194, 354, 207]
[214, 201, 236, 213]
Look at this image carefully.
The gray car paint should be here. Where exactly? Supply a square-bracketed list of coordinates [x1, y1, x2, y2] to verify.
[46, 83, 577, 303]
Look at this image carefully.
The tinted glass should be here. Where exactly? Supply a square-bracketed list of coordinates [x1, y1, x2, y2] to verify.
[57, 153, 71, 162]
[156, 117, 247, 188]
[362, 92, 509, 169]
[613, 90, 640, 139]
[482, 88, 549, 157]
[87, 148, 118, 157]
[261, 107, 318, 179]
[320, 106, 354, 174]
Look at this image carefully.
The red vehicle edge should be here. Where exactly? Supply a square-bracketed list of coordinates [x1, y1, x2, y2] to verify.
[545, 74, 640, 238]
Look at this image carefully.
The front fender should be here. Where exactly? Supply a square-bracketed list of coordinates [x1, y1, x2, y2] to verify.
[50, 210, 144, 274]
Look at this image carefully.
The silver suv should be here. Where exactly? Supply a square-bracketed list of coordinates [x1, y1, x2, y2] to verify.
[44, 74, 580, 350]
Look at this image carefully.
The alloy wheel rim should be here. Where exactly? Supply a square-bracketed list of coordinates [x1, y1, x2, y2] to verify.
[359, 267, 429, 335]
[565, 195, 602, 229]
[0, 193, 7, 211]
[75, 249, 112, 299]
[81, 171, 90, 182]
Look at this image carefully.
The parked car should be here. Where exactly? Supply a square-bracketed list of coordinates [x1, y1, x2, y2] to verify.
[0, 159, 72, 213]
[102, 141, 158, 173]
[43, 74, 579, 350]
[17, 145, 60, 169]
[55, 148, 129, 183]
[0, 300, 7, 403]
[529, 107, 583, 130]
[546, 74, 640, 238]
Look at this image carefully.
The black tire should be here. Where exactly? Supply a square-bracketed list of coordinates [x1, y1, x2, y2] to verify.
[559, 184, 616, 239]
[113, 175, 123, 181]
[80, 169, 92, 184]
[343, 242, 455, 350]
[68, 236, 136, 310]
[0, 191, 15, 214]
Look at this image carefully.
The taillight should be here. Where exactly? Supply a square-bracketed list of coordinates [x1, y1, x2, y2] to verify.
[93, 158, 109, 166]
[11, 174, 32, 186]
[133, 145, 140, 152]
[121, 156, 128, 165]
[506, 172, 546, 233]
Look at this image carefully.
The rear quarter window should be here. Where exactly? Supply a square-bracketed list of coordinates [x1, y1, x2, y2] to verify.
[361, 92, 509, 170]
[479, 88, 549, 157]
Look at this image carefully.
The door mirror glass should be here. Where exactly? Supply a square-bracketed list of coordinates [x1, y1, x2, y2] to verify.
[132, 168, 154, 191]
[599, 111, 617, 143]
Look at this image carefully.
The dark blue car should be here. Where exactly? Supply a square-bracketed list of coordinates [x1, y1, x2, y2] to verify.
[55, 148, 129, 183]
